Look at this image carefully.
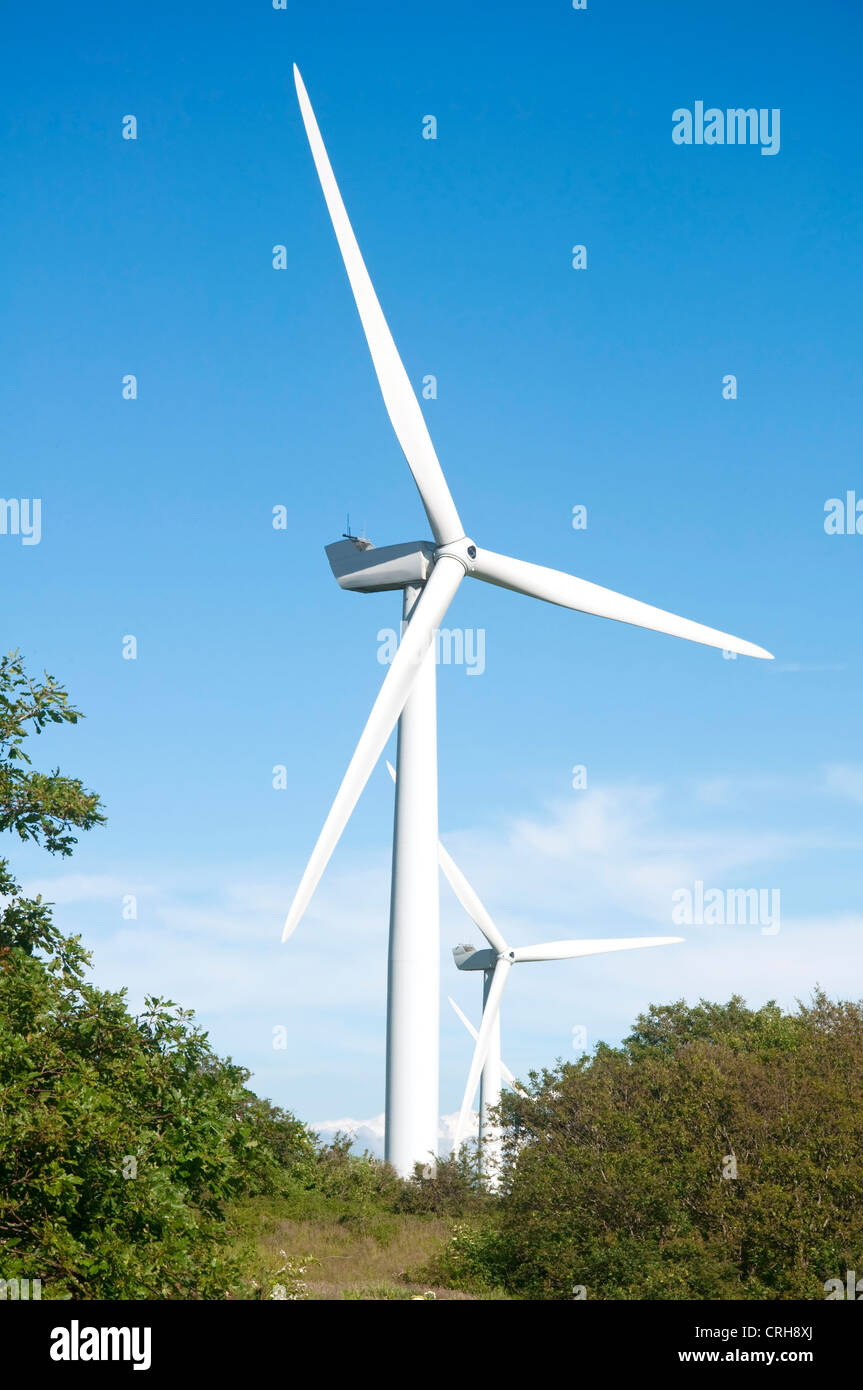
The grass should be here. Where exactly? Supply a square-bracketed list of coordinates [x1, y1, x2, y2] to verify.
[227, 1196, 505, 1300]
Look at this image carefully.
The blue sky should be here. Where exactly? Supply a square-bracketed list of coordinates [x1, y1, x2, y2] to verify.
[3, 1, 862, 1140]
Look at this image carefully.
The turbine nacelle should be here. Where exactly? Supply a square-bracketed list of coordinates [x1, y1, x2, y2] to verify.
[325, 538, 436, 593]
[325, 534, 480, 596]
[453, 944, 501, 972]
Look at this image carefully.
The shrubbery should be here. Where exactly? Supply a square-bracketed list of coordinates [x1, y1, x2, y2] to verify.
[0, 937, 316, 1297]
[433, 993, 863, 1300]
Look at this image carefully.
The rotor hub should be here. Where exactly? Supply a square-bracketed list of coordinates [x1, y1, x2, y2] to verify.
[434, 536, 478, 573]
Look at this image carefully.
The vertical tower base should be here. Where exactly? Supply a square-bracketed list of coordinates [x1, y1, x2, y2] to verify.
[385, 584, 440, 1177]
[479, 967, 503, 1188]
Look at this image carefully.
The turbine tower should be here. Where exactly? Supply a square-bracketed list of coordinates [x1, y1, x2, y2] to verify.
[283, 65, 773, 1178]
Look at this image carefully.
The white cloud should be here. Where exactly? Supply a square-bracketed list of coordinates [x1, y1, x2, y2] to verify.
[313, 1111, 478, 1160]
[441, 783, 841, 939]
[24, 777, 863, 1129]
[26, 873, 147, 904]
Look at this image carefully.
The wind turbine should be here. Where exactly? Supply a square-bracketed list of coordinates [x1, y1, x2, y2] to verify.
[384, 757, 672, 1173]
[283, 64, 773, 1178]
[442, 851, 683, 1181]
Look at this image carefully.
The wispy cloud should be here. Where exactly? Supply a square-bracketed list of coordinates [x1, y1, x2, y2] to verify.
[27, 873, 148, 904]
[21, 776, 863, 1125]
[312, 1112, 478, 1160]
[824, 764, 863, 805]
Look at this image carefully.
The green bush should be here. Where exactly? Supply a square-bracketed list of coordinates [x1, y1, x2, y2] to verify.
[478, 993, 863, 1300]
[0, 933, 322, 1298]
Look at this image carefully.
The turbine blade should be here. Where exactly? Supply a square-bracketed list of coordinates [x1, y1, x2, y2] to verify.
[448, 994, 479, 1043]
[436, 846, 511, 958]
[451, 958, 512, 1156]
[448, 997, 522, 1094]
[510, 935, 684, 963]
[385, 759, 511, 956]
[500, 1061, 523, 1095]
[293, 65, 464, 547]
[469, 548, 773, 659]
[282, 556, 464, 940]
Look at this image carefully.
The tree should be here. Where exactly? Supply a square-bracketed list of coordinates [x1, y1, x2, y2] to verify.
[0, 650, 104, 971]
[0, 653, 315, 1298]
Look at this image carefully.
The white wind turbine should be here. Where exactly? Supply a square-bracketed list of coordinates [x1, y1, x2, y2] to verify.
[283, 65, 773, 1178]
[441, 848, 682, 1180]
[384, 758, 678, 1177]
